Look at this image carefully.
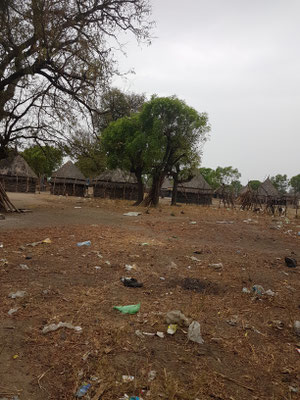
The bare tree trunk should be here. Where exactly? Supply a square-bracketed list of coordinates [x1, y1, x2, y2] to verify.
[143, 173, 165, 207]
[171, 177, 178, 206]
[133, 170, 144, 205]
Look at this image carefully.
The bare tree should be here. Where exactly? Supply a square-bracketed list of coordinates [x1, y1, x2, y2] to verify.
[0, 0, 152, 158]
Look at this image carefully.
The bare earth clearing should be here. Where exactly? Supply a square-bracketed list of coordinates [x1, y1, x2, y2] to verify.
[0, 193, 299, 400]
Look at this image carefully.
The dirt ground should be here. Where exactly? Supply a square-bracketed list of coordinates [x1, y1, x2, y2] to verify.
[0, 192, 299, 400]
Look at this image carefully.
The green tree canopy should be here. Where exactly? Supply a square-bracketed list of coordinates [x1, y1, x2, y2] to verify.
[270, 174, 289, 194]
[140, 96, 210, 206]
[248, 180, 261, 191]
[290, 174, 300, 193]
[102, 114, 146, 203]
[199, 166, 241, 191]
[22, 145, 63, 177]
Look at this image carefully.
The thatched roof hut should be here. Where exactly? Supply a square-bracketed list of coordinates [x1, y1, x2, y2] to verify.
[0, 155, 37, 193]
[257, 178, 279, 200]
[50, 161, 86, 197]
[161, 177, 172, 198]
[93, 169, 138, 200]
[176, 174, 213, 205]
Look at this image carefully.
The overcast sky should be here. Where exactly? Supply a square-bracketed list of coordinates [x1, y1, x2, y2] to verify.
[113, 0, 300, 183]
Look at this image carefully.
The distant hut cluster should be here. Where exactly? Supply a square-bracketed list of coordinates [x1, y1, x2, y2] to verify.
[240, 178, 284, 213]
[50, 161, 86, 197]
[0, 155, 37, 193]
[93, 169, 139, 201]
[161, 174, 213, 205]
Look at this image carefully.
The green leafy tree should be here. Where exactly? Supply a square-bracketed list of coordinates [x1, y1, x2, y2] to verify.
[170, 153, 200, 206]
[199, 166, 241, 191]
[140, 96, 210, 206]
[270, 174, 289, 194]
[248, 180, 261, 191]
[102, 114, 147, 204]
[290, 174, 300, 193]
[215, 166, 241, 187]
[22, 145, 63, 178]
[198, 168, 218, 189]
[65, 132, 106, 178]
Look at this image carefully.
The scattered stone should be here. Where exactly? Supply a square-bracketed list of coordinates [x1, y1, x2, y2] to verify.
[190, 221, 197, 225]
[0, 214, 5, 220]
[167, 261, 178, 269]
[42, 321, 82, 334]
[8, 308, 19, 316]
[159, 277, 165, 281]
[216, 220, 234, 224]
[166, 310, 191, 327]
[187, 321, 204, 344]
[285, 257, 297, 268]
[8, 291, 26, 299]
[189, 256, 200, 262]
[294, 321, 300, 337]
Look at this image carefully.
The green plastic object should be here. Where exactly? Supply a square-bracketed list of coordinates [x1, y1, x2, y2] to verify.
[113, 303, 141, 314]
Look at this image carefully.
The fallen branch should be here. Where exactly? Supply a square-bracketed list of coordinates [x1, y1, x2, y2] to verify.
[214, 372, 255, 392]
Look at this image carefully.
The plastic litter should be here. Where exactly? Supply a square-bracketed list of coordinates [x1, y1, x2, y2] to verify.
[166, 310, 191, 327]
[294, 321, 300, 337]
[27, 238, 51, 246]
[19, 264, 29, 270]
[77, 241, 91, 247]
[123, 212, 142, 217]
[8, 291, 26, 298]
[188, 321, 204, 344]
[265, 289, 275, 296]
[167, 324, 177, 335]
[75, 383, 91, 398]
[242, 287, 250, 293]
[208, 263, 223, 270]
[113, 303, 141, 314]
[122, 375, 134, 383]
[42, 321, 82, 334]
[121, 277, 143, 288]
[156, 331, 164, 338]
[148, 370, 157, 382]
[135, 330, 144, 339]
[252, 285, 265, 295]
[190, 221, 197, 224]
[8, 308, 19, 315]
[125, 264, 137, 272]
[285, 257, 297, 268]
[0, 258, 8, 265]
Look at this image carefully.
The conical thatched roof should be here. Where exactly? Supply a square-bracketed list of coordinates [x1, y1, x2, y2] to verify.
[257, 178, 279, 197]
[178, 173, 212, 193]
[0, 155, 37, 178]
[51, 161, 85, 183]
[161, 177, 172, 189]
[94, 169, 137, 184]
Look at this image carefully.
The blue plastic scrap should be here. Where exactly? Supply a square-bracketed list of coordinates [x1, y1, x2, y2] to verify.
[75, 383, 91, 398]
